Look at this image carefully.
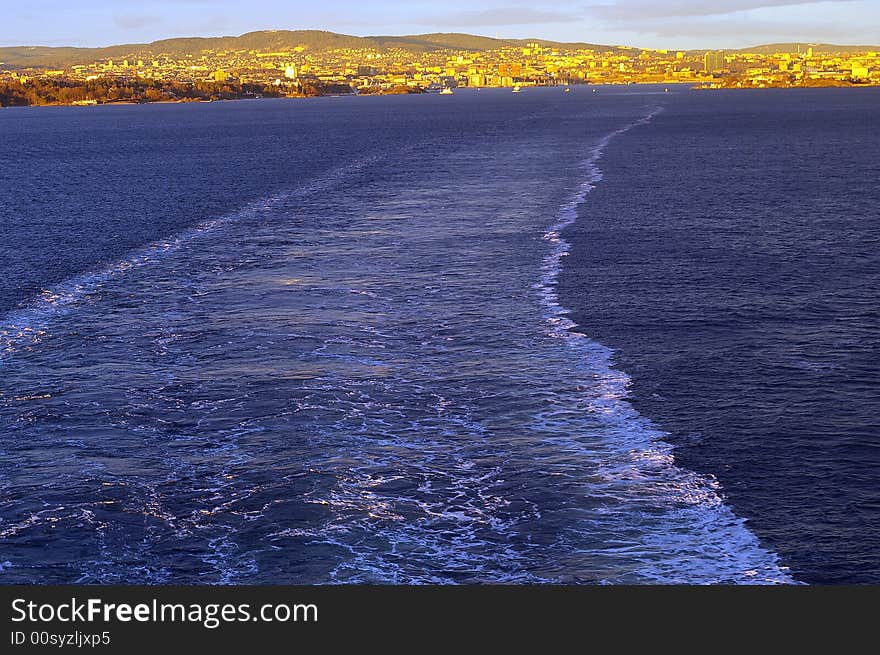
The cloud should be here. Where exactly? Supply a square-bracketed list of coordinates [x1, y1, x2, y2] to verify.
[109, 0, 221, 4]
[585, 0, 857, 20]
[169, 14, 232, 35]
[621, 15, 875, 40]
[578, 0, 876, 45]
[419, 7, 578, 27]
[113, 15, 163, 30]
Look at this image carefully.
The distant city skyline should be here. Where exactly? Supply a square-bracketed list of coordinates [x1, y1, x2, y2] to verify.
[2, 0, 879, 50]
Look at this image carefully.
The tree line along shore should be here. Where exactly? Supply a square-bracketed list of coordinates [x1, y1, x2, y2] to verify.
[2, 74, 872, 107]
[0, 77, 426, 107]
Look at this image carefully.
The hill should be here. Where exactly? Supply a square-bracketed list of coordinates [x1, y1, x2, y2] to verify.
[735, 43, 879, 54]
[1, 31, 876, 69]
[0, 30, 620, 69]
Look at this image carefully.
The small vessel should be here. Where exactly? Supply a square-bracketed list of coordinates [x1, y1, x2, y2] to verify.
[439, 87, 454, 95]
[564, 87, 571, 93]
[512, 85, 521, 93]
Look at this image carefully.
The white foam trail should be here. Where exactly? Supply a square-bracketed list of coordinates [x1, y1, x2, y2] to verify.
[0, 152, 388, 363]
[537, 106, 799, 584]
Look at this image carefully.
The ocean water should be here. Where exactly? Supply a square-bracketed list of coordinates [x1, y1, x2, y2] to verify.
[558, 87, 880, 584]
[0, 87, 870, 584]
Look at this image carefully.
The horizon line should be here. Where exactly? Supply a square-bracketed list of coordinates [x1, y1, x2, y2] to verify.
[1, 28, 877, 53]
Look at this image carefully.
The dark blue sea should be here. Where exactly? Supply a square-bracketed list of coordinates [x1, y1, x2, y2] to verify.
[0, 86, 876, 584]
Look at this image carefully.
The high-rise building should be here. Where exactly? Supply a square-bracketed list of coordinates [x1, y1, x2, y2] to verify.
[703, 51, 725, 72]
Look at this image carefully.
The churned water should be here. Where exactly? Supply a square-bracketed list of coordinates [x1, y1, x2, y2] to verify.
[2, 87, 863, 583]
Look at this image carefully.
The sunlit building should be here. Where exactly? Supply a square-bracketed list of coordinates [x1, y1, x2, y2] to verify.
[704, 51, 725, 72]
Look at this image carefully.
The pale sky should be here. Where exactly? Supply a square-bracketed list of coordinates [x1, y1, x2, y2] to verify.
[2, 0, 878, 49]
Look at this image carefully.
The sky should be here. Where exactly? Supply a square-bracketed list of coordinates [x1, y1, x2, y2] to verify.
[2, 1, 878, 50]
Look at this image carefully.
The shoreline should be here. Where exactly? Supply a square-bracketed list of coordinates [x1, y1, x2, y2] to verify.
[3, 80, 878, 109]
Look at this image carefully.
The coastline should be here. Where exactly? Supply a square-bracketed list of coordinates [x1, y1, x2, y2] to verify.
[4, 80, 878, 108]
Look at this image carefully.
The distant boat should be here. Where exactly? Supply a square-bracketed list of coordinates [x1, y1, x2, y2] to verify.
[564, 87, 571, 93]
[439, 87, 454, 95]
[512, 85, 521, 93]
